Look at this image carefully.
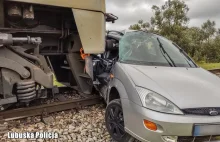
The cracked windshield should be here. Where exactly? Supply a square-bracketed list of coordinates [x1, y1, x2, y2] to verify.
[119, 31, 197, 68]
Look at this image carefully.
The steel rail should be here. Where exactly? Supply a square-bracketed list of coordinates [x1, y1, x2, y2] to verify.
[0, 96, 101, 121]
[209, 69, 220, 74]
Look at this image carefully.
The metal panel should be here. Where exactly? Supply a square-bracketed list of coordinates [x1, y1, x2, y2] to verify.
[73, 9, 105, 54]
[1, 68, 20, 98]
[0, 0, 4, 27]
[0, 48, 53, 89]
[6, 0, 106, 13]
[0, 97, 17, 105]
[66, 53, 93, 94]
[0, 57, 30, 78]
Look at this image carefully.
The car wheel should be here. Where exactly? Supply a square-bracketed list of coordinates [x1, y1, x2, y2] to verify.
[105, 99, 134, 142]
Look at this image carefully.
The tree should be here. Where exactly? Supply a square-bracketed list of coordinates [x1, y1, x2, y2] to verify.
[129, 0, 220, 63]
[182, 27, 204, 58]
[129, 20, 150, 31]
[201, 20, 216, 43]
[130, 0, 190, 51]
[152, 0, 189, 45]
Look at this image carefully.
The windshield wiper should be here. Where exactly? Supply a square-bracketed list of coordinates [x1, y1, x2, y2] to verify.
[172, 42, 197, 67]
[157, 38, 176, 67]
[179, 49, 192, 67]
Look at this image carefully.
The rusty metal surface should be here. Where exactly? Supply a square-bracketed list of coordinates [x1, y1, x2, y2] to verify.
[209, 69, 220, 74]
[0, 95, 101, 121]
[209, 69, 220, 77]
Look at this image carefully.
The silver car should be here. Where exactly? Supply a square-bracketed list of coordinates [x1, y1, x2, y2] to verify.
[98, 31, 220, 142]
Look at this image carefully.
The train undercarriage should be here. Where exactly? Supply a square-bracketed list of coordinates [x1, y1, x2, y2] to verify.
[0, 0, 118, 110]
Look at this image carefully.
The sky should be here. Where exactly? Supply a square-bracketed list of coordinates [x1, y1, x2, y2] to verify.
[106, 0, 220, 30]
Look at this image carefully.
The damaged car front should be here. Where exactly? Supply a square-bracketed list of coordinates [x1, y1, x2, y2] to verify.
[105, 31, 220, 142]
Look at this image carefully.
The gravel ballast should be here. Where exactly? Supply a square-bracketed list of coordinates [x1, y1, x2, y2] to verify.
[0, 104, 113, 142]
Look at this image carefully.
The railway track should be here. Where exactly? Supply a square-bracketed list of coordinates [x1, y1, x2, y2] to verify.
[209, 69, 220, 75]
[0, 88, 102, 122]
[0, 96, 101, 121]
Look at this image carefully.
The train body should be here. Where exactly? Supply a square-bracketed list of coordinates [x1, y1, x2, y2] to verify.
[0, 0, 112, 110]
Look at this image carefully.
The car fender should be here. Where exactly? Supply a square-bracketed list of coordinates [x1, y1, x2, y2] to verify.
[106, 63, 142, 106]
[107, 78, 129, 104]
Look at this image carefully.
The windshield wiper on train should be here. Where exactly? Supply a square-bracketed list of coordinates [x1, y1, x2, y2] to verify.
[157, 38, 176, 67]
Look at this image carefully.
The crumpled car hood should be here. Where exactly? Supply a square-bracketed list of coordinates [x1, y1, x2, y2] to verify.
[121, 63, 220, 109]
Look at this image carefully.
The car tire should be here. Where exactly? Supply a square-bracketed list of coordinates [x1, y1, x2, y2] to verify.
[105, 99, 134, 142]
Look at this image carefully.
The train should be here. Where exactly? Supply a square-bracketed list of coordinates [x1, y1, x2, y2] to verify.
[0, 0, 117, 110]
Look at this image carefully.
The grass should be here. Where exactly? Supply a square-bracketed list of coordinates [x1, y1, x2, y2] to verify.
[197, 62, 220, 70]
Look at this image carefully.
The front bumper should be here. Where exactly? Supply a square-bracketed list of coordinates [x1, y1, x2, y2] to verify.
[121, 99, 220, 142]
